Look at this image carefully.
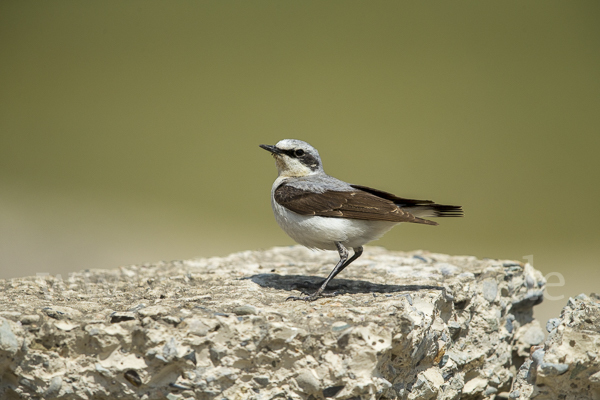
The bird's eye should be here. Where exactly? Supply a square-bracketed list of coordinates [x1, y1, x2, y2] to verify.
[294, 149, 305, 157]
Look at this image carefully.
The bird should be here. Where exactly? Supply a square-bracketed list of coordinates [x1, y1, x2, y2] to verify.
[260, 139, 463, 301]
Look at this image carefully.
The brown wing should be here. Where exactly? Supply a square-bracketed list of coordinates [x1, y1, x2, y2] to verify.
[274, 184, 437, 225]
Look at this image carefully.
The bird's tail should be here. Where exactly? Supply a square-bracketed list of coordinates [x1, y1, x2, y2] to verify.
[403, 203, 463, 218]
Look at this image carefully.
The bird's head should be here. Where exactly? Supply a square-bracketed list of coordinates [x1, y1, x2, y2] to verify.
[260, 139, 324, 177]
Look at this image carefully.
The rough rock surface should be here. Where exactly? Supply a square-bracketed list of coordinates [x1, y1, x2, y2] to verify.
[0, 246, 547, 400]
[510, 293, 600, 400]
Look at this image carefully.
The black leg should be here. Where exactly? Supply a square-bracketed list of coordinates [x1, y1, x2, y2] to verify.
[288, 242, 363, 302]
[311, 245, 363, 288]
[329, 246, 363, 281]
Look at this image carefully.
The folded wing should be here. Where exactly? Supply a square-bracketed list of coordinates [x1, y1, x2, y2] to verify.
[274, 184, 438, 225]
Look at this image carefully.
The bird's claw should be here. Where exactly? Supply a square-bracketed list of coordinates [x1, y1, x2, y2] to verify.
[285, 291, 339, 302]
[286, 295, 315, 302]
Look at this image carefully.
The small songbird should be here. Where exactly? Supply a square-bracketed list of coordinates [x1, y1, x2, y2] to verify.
[260, 139, 463, 301]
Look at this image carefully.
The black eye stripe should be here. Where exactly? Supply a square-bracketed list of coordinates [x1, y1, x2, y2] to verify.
[280, 148, 302, 158]
[277, 148, 320, 171]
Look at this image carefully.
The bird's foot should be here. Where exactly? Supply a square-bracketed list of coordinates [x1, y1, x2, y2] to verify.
[286, 291, 338, 302]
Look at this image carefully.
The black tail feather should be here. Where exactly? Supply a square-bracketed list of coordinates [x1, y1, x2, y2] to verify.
[429, 204, 464, 217]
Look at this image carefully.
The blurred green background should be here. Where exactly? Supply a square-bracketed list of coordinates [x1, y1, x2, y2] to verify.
[1, 1, 599, 325]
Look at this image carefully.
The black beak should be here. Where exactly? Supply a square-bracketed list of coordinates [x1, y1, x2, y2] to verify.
[259, 144, 282, 155]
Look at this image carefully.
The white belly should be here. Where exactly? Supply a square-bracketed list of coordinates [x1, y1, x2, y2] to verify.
[271, 196, 398, 251]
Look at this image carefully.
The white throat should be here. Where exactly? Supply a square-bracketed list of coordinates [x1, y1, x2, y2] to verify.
[275, 156, 319, 178]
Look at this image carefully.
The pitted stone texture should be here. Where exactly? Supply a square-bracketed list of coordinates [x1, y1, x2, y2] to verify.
[0, 246, 546, 399]
[510, 293, 600, 400]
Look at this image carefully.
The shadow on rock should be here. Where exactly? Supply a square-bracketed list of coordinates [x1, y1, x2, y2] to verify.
[246, 273, 445, 296]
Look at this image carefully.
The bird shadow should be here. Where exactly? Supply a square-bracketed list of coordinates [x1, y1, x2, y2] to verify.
[245, 273, 447, 297]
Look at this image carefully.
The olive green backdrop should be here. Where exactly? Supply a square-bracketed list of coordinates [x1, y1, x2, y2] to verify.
[1, 1, 599, 325]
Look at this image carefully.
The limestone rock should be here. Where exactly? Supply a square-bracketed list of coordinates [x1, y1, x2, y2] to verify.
[510, 293, 600, 400]
[0, 246, 547, 399]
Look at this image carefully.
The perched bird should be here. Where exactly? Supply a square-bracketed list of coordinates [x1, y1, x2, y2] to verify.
[260, 139, 463, 301]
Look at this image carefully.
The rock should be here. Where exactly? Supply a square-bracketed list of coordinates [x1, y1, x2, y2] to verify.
[0, 246, 549, 399]
[232, 304, 258, 315]
[408, 368, 444, 400]
[546, 317, 560, 332]
[295, 369, 321, 394]
[510, 293, 600, 400]
[19, 314, 40, 325]
[331, 321, 352, 332]
[0, 320, 18, 348]
[463, 377, 488, 395]
[511, 289, 544, 310]
[162, 315, 181, 326]
[483, 386, 498, 396]
[0, 319, 19, 357]
[521, 323, 546, 346]
[185, 318, 218, 336]
[437, 263, 459, 277]
[482, 279, 498, 302]
[162, 337, 178, 361]
[539, 362, 569, 376]
[41, 306, 82, 320]
[54, 320, 79, 332]
[44, 376, 62, 398]
[137, 305, 169, 319]
[253, 374, 269, 387]
[0, 312, 21, 321]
